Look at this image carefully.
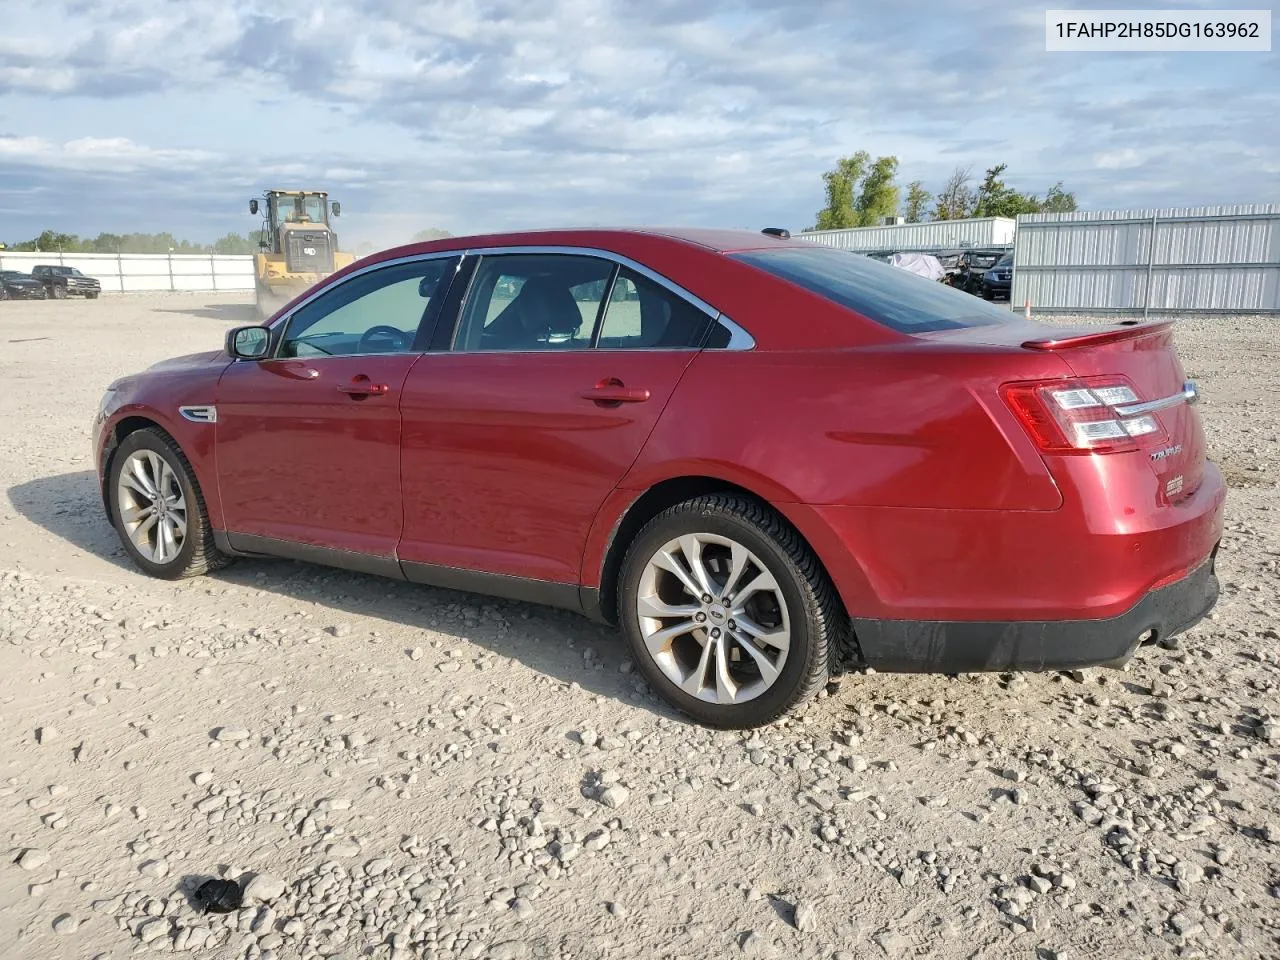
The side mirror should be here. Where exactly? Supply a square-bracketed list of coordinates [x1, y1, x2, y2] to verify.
[331, 202, 341, 217]
[226, 325, 270, 360]
[249, 199, 259, 216]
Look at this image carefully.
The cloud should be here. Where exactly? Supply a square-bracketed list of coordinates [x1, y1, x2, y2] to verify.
[1095, 149, 1144, 170]
[0, 135, 218, 171]
[0, 0, 1276, 243]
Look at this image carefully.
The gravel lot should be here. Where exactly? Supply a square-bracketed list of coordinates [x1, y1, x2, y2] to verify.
[2, 293, 1278, 960]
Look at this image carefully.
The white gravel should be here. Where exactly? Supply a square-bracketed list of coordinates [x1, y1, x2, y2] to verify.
[1, 293, 1278, 959]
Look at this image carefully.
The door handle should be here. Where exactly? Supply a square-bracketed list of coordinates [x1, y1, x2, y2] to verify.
[580, 378, 651, 405]
[338, 376, 389, 398]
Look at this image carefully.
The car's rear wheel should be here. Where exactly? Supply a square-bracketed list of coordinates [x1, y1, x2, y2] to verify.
[618, 493, 839, 728]
[108, 428, 231, 579]
[51, 285, 66, 299]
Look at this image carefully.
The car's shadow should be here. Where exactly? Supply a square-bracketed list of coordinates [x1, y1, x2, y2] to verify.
[156, 303, 258, 324]
[7, 470, 675, 721]
[6, 469, 137, 572]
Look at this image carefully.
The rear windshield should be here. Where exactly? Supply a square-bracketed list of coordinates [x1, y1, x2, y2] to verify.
[732, 246, 1013, 333]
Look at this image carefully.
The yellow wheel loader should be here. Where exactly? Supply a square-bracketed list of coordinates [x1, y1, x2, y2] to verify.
[248, 190, 356, 319]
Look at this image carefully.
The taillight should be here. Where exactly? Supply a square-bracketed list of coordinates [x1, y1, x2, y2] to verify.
[1002, 377, 1166, 454]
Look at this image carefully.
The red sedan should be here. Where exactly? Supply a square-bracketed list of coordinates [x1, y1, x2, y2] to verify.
[94, 228, 1224, 728]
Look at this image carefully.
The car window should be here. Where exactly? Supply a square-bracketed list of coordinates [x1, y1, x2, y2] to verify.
[595, 267, 716, 350]
[732, 246, 1012, 333]
[280, 256, 459, 358]
[996, 254, 1013, 268]
[454, 253, 614, 352]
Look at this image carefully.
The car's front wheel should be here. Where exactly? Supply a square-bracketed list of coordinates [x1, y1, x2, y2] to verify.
[108, 428, 230, 579]
[618, 494, 840, 728]
[51, 285, 66, 299]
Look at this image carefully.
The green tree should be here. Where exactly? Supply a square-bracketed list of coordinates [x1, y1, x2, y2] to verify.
[411, 228, 452, 243]
[1041, 182, 1078, 213]
[971, 164, 1079, 218]
[211, 232, 263, 255]
[814, 151, 869, 230]
[30, 229, 81, 252]
[89, 232, 124, 252]
[972, 164, 1013, 217]
[854, 156, 900, 226]
[904, 181, 931, 223]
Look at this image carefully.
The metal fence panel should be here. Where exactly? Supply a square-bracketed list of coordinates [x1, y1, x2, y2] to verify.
[0, 251, 255, 294]
[1012, 204, 1280, 313]
[800, 217, 1017, 253]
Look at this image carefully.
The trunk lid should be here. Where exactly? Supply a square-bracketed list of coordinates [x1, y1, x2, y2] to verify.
[1022, 321, 1205, 502]
[919, 319, 1206, 503]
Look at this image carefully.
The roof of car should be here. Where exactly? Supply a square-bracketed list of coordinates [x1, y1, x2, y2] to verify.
[386, 227, 811, 258]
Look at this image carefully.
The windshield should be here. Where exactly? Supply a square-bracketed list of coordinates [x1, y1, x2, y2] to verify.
[965, 253, 1001, 269]
[272, 194, 327, 225]
[995, 254, 1013, 268]
[732, 245, 1013, 333]
[0, 271, 30, 279]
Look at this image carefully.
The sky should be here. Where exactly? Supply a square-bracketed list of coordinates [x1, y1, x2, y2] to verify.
[0, 0, 1276, 248]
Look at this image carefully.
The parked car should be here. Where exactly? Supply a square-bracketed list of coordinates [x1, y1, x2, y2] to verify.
[31, 264, 102, 299]
[944, 249, 1005, 296]
[983, 253, 1014, 300]
[93, 228, 1224, 728]
[0, 270, 49, 300]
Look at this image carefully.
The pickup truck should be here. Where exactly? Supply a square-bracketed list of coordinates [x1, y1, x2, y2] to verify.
[31, 264, 102, 299]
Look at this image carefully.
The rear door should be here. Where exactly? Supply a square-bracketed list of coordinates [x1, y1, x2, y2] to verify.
[397, 251, 717, 585]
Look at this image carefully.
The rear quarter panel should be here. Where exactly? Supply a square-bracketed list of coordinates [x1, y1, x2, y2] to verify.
[623, 345, 1072, 511]
[591, 343, 1076, 617]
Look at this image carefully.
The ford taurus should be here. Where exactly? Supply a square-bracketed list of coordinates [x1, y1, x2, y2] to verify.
[94, 228, 1224, 728]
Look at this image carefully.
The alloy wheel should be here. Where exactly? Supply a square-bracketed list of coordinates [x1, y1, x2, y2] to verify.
[635, 533, 791, 704]
[115, 450, 188, 565]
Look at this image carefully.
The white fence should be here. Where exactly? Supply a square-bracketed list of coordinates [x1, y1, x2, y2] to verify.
[0, 251, 254, 294]
[1013, 204, 1280, 315]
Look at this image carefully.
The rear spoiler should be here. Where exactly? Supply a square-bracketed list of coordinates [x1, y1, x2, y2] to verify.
[1021, 319, 1174, 351]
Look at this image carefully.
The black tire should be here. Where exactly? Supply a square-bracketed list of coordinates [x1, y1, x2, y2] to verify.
[86, 292, 100, 300]
[107, 428, 232, 580]
[617, 493, 841, 729]
[51, 284, 66, 299]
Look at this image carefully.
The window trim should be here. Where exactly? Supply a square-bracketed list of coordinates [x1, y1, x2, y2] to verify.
[444, 245, 755, 354]
[264, 252, 463, 360]
[259, 245, 756, 358]
[450, 252, 619, 353]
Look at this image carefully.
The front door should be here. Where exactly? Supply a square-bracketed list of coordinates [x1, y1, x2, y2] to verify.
[215, 256, 459, 560]
[398, 252, 717, 585]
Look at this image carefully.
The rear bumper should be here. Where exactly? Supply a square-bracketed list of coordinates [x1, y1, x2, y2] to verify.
[788, 462, 1225, 623]
[853, 548, 1219, 672]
